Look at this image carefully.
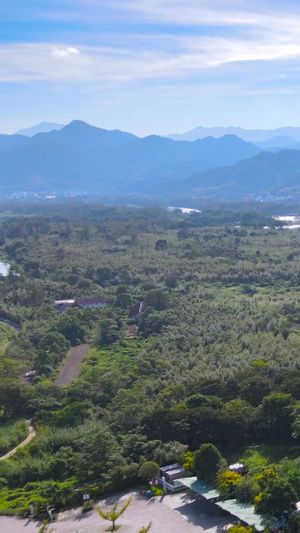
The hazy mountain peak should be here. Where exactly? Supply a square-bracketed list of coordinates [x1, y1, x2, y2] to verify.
[63, 120, 99, 131]
[16, 122, 64, 137]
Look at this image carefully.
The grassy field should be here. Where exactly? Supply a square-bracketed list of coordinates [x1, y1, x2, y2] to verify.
[0, 420, 28, 456]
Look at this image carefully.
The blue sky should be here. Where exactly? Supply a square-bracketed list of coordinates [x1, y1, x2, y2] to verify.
[2, 0, 300, 135]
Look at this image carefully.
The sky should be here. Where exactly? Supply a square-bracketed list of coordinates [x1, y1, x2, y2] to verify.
[2, 0, 300, 135]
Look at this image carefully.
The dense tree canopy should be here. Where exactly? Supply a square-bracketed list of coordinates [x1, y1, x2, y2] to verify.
[0, 201, 300, 516]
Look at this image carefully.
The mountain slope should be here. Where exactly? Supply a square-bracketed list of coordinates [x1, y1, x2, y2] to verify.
[255, 136, 296, 149]
[0, 134, 28, 154]
[187, 149, 300, 198]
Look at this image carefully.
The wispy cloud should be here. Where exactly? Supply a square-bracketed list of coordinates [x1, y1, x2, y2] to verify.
[100, 0, 300, 30]
[1, 31, 300, 84]
[2, 0, 300, 132]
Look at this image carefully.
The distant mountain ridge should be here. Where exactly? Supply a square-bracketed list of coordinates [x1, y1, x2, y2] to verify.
[4, 119, 300, 200]
[16, 122, 64, 137]
[0, 121, 261, 195]
[167, 126, 300, 145]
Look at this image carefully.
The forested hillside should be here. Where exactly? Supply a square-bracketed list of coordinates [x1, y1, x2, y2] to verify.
[1, 203, 300, 515]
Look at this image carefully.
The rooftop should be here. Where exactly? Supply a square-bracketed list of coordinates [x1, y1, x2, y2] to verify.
[180, 477, 219, 501]
[54, 299, 75, 305]
[75, 297, 106, 305]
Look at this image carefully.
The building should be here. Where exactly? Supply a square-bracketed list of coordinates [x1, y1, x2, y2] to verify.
[159, 464, 186, 492]
[54, 297, 106, 312]
[54, 299, 75, 313]
[75, 297, 106, 309]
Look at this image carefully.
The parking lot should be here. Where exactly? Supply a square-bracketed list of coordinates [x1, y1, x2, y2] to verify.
[0, 489, 233, 533]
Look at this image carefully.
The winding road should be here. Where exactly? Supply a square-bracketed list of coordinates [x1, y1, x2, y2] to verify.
[0, 421, 36, 461]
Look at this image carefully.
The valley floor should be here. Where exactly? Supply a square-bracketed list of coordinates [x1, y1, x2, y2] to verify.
[0, 489, 233, 533]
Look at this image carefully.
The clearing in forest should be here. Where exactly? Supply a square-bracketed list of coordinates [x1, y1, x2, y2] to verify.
[56, 344, 90, 386]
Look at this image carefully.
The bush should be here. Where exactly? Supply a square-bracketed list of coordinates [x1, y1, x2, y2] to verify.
[217, 471, 242, 499]
[138, 461, 159, 481]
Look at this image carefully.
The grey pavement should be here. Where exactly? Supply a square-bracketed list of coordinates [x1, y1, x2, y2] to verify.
[0, 490, 234, 533]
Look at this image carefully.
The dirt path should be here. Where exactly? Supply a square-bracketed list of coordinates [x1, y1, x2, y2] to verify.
[1, 342, 9, 352]
[0, 421, 36, 461]
[56, 344, 90, 386]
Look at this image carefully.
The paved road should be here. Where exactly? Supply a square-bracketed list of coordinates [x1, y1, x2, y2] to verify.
[56, 344, 90, 386]
[0, 490, 233, 533]
[0, 421, 36, 461]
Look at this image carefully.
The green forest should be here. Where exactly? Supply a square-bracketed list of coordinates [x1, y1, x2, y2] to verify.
[1, 201, 300, 518]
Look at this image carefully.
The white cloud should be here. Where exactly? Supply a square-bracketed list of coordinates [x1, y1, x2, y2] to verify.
[51, 47, 80, 58]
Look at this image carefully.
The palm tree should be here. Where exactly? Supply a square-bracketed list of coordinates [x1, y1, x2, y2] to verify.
[139, 522, 152, 533]
[97, 496, 132, 531]
[38, 523, 55, 533]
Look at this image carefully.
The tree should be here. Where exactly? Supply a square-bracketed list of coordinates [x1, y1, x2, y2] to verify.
[144, 289, 169, 311]
[38, 524, 55, 533]
[194, 443, 225, 482]
[255, 478, 297, 517]
[138, 461, 159, 481]
[97, 496, 132, 531]
[217, 471, 242, 499]
[38, 331, 70, 368]
[235, 475, 259, 503]
[139, 523, 152, 533]
[0, 378, 25, 417]
[95, 266, 112, 285]
[98, 317, 123, 346]
[238, 375, 271, 406]
[54, 311, 85, 345]
[155, 239, 167, 251]
[115, 292, 132, 309]
[138, 308, 170, 336]
[153, 441, 188, 466]
[228, 526, 254, 533]
[260, 393, 295, 440]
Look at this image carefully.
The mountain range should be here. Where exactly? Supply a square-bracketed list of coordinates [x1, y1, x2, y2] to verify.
[167, 125, 300, 145]
[2, 120, 300, 200]
[0, 120, 260, 196]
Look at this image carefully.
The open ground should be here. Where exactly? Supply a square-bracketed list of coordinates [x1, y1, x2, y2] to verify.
[56, 344, 90, 386]
[0, 489, 233, 533]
